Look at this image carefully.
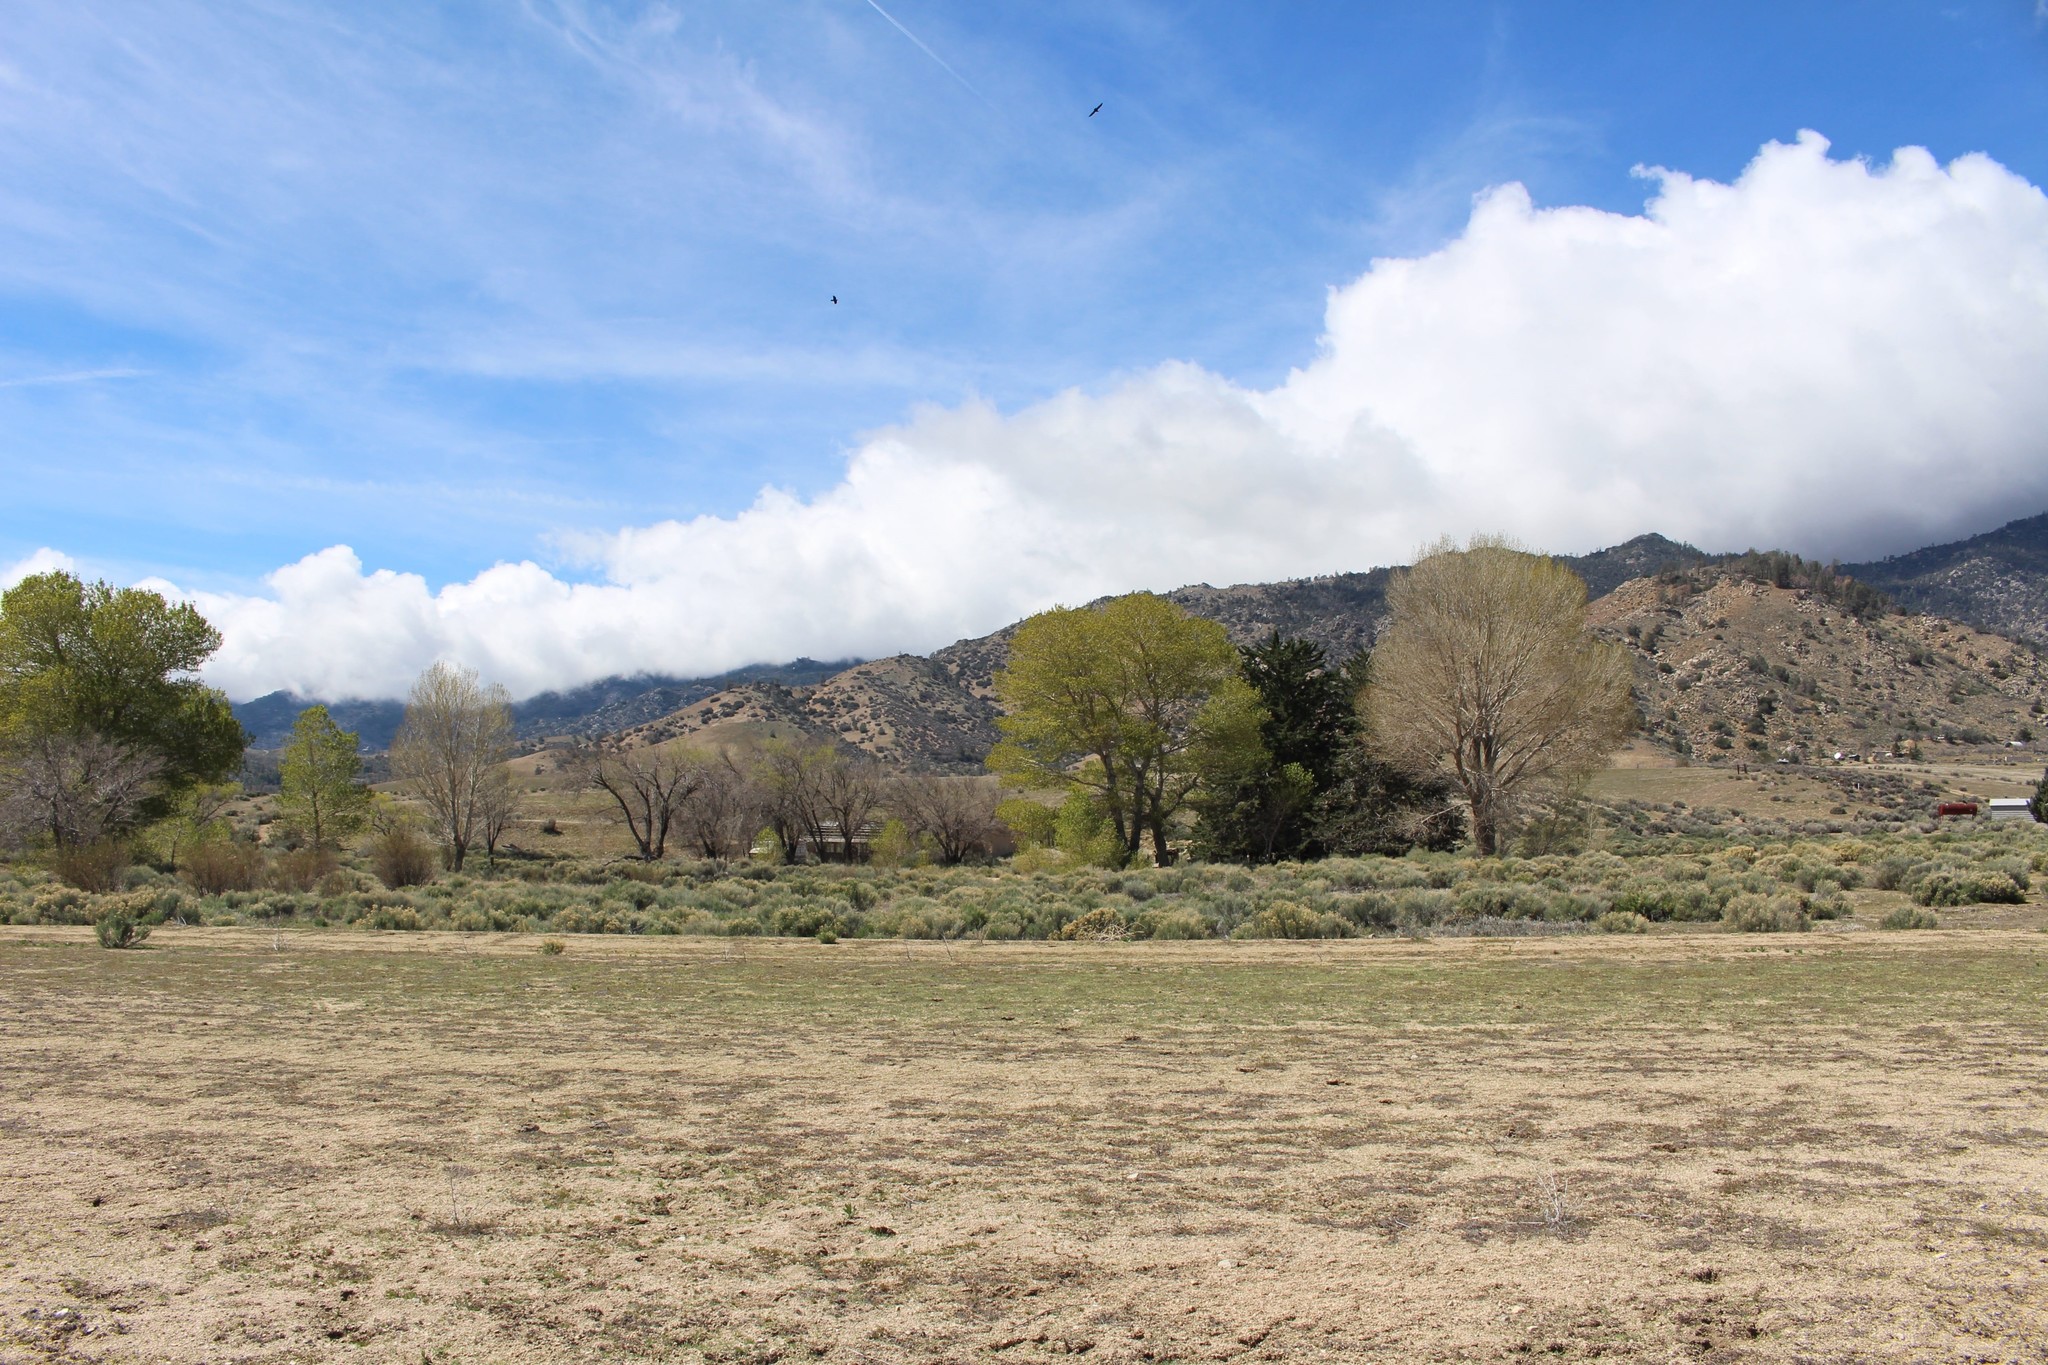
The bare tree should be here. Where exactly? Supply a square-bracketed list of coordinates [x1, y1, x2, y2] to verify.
[679, 753, 762, 862]
[894, 773, 1002, 865]
[0, 731, 162, 849]
[476, 768, 522, 868]
[814, 753, 886, 862]
[751, 740, 832, 863]
[390, 661, 515, 873]
[1364, 536, 1635, 855]
[575, 742, 705, 861]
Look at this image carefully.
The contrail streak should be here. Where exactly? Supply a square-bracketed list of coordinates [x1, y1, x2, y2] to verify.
[862, 0, 983, 101]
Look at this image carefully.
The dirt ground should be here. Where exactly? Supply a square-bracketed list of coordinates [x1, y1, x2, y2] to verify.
[3, 927, 2046, 1364]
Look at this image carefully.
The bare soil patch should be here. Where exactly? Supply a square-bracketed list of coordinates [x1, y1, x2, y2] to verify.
[3, 927, 2046, 1362]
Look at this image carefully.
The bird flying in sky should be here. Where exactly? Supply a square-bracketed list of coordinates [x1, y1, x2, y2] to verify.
[831, 296, 838, 305]
[1089, 103, 1103, 117]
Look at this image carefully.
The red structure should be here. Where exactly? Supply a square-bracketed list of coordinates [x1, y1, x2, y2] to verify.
[1935, 802, 1979, 817]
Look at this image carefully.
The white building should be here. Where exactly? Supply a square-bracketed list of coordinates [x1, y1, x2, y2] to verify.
[1987, 797, 2036, 822]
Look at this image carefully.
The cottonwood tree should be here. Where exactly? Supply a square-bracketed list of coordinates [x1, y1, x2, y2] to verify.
[277, 705, 369, 849]
[390, 661, 516, 872]
[893, 773, 1002, 865]
[989, 593, 1249, 865]
[577, 741, 706, 861]
[0, 572, 243, 810]
[1364, 537, 1634, 855]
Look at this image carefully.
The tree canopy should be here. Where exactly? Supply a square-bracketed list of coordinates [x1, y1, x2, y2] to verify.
[278, 705, 369, 850]
[1364, 537, 1635, 855]
[0, 573, 242, 849]
[989, 593, 1248, 865]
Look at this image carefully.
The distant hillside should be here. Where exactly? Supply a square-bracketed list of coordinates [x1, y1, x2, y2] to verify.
[1844, 512, 2048, 647]
[1591, 571, 2046, 762]
[232, 658, 859, 751]
[610, 535, 1735, 771]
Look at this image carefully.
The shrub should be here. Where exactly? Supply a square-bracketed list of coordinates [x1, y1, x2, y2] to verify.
[368, 904, 423, 931]
[1722, 894, 1809, 933]
[270, 846, 338, 893]
[537, 937, 567, 955]
[371, 830, 437, 889]
[1231, 901, 1347, 939]
[1807, 892, 1851, 921]
[1593, 910, 1650, 934]
[1880, 907, 1939, 930]
[1050, 906, 1128, 941]
[94, 907, 150, 949]
[772, 901, 841, 938]
[816, 926, 838, 944]
[181, 839, 263, 895]
[1912, 871, 2025, 907]
[53, 839, 129, 893]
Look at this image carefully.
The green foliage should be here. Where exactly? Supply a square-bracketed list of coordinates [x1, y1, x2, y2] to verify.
[277, 706, 369, 849]
[1053, 793, 1128, 868]
[1912, 870, 2025, 907]
[1593, 910, 1651, 934]
[2033, 768, 2047, 823]
[995, 797, 1056, 849]
[1880, 906, 1940, 930]
[0, 571, 244, 797]
[94, 906, 150, 949]
[990, 593, 1241, 864]
[1309, 746, 1464, 857]
[1722, 893, 1810, 933]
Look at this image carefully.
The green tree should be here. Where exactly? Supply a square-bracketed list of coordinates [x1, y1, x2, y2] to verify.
[1364, 537, 1635, 855]
[0, 571, 244, 802]
[1193, 633, 1363, 861]
[989, 593, 1246, 865]
[278, 706, 370, 850]
[2031, 767, 2047, 823]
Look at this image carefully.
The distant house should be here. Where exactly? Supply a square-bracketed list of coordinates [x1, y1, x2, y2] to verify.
[1988, 798, 2036, 822]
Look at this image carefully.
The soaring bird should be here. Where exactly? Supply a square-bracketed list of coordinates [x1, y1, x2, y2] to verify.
[830, 295, 838, 305]
[1089, 102, 1103, 117]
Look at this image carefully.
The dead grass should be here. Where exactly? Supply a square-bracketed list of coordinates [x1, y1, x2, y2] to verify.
[2, 926, 2046, 1362]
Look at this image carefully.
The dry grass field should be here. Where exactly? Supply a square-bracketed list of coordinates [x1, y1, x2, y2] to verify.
[5, 926, 2047, 1363]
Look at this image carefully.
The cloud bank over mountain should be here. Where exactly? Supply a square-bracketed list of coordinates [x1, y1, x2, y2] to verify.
[21, 132, 2041, 701]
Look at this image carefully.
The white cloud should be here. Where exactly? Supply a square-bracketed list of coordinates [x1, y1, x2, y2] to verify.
[163, 132, 2048, 700]
[2, 547, 76, 588]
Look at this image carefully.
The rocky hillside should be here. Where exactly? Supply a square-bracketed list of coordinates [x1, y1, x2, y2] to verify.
[1592, 572, 2047, 762]
[1844, 511, 2048, 647]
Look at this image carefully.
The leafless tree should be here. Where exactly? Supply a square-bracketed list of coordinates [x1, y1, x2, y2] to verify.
[390, 661, 516, 872]
[679, 754, 762, 862]
[0, 731, 162, 849]
[476, 768, 522, 868]
[751, 740, 832, 862]
[575, 742, 705, 861]
[894, 773, 1002, 864]
[815, 754, 886, 862]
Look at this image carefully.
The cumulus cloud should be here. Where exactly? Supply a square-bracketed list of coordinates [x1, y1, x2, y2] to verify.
[3, 547, 77, 588]
[168, 132, 2048, 700]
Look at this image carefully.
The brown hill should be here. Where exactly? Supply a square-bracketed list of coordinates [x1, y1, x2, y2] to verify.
[1592, 573, 2047, 762]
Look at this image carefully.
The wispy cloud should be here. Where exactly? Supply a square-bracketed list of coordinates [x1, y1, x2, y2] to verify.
[0, 367, 144, 388]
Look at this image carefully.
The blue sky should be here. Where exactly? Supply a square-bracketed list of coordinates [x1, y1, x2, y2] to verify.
[3, 3, 2047, 697]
